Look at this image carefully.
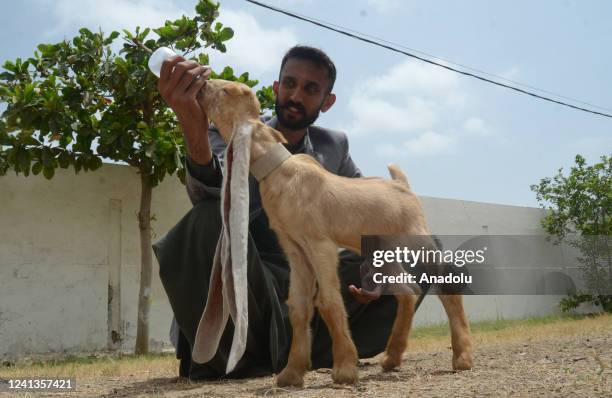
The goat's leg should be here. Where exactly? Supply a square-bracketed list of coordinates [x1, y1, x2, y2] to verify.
[308, 241, 358, 385]
[381, 293, 416, 371]
[438, 294, 473, 370]
[275, 237, 316, 388]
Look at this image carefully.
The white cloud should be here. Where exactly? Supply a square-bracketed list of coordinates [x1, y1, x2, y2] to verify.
[213, 10, 298, 77]
[347, 94, 437, 135]
[363, 60, 460, 99]
[404, 131, 454, 155]
[343, 59, 464, 137]
[463, 117, 492, 136]
[376, 131, 455, 157]
[340, 58, 499, 157]
[40, 0, 187, 37]
[366, 0, 401, 13]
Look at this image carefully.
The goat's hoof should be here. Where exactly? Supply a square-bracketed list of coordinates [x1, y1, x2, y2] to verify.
[332, 364, 358, 385]
[276, 368, 305, 388]
[452, 351, 473, 371]
[380, 353, 402, 371]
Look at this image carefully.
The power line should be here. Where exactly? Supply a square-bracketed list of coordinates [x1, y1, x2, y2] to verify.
[245, 0, 612, 119]
[271, 9, 612, 114]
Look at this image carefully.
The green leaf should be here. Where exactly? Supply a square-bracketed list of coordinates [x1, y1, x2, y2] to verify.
[42, 165, 55, 179]
[215, 42, 227, 53]
[256, 85, 275, 111]
[197, 53, 210, 66]
[41, 148, 53, 168]
[120, 133, 133, 149]
[177, 167, 186, 185]
[32, 162, 42, 175]
[195, 0, 220, 21]
[18, 134, 39, 146]
[74, 156, 82, 173]
[79, 27, 93, 37]
[122, 29, 133, 39]
[82, 155, 90, 172]
[104, 31, 120, 45]
[23, 83, 36, 102]
[17, 148, 31, 172]
[7, 148, 16, 165]
[154, 25, 180, 41]
[218, 66, 234, 80]
[218, 27, 234, 42]
[0, 72, 14, 82]
[3, 60, 16, 73]
[41, 148, 53, 167]
[58, 151, 71, 168]
[88, 156, 102, 170]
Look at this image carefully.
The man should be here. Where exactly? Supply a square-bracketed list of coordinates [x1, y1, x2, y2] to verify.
[153, 45, 398, 380]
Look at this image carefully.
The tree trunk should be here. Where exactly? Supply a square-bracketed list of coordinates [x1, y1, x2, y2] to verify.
[605, 234, 612, 288]
[135, 170, 153, 354]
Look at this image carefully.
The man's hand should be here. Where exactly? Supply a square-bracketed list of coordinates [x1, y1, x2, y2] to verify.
[348, 284, 381, 305]
[158, 56, 213, 165]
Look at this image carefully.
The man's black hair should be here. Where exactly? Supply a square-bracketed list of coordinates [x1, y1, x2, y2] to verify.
[279, 45, 337, 92]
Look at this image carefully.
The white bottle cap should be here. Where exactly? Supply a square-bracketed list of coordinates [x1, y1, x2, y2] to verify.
[148, 47, 178, 78]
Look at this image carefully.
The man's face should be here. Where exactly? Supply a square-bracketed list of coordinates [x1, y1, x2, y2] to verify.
[273, 58, 336, 131]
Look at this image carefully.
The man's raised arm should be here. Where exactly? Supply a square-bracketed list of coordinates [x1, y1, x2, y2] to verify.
[158, 56, 224, 203]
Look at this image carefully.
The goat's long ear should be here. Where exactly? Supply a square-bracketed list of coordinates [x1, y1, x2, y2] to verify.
[192, 121, 252, 371]
[192, 236, 229, 364]
[224, 120, 252, 373]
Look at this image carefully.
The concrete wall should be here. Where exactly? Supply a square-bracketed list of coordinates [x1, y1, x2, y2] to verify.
[0, 163, 191, 359]
[416, 196, 564, 325]
[0, 163, 563, 359]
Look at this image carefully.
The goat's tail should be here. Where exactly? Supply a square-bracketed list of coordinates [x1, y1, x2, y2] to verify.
[387, 164, 411, 189]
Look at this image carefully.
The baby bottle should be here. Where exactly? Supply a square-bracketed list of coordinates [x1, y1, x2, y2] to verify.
[148, 47, 177, 78]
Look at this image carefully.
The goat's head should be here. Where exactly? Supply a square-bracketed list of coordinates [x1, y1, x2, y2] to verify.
[198, 79, 261, 142]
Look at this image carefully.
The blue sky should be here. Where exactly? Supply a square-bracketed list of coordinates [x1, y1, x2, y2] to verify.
[1, 0, 610, 207]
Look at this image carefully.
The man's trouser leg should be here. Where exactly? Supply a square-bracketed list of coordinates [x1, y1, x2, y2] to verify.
[153, 199, 288, 379]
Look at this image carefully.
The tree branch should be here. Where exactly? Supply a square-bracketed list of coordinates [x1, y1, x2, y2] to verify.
[132, 38, 153, 54]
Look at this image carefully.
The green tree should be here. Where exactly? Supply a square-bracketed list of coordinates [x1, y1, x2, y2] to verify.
[0, 0, 273, 353]
[531, 154, 612, 313]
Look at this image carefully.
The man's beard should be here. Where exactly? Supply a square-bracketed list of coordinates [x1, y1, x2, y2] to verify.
[275, 99, 322, 130]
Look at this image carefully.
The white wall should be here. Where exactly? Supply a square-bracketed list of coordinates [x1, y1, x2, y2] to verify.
[415, 196, 565, 325]
[0, 163, 564, 359]
[0, 163, 191, 358]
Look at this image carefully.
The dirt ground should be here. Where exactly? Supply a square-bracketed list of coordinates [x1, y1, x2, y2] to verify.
[5, 318, 610, 398]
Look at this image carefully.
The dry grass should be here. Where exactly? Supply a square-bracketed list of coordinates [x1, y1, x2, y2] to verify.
[0, 353, 178, 380]
[1, 313, 610, 381]
[1, 313, 611, 397]
[409, 312, 612, 352]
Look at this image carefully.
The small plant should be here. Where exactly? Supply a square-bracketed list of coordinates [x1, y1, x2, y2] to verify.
[531, 154, 612, 313]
